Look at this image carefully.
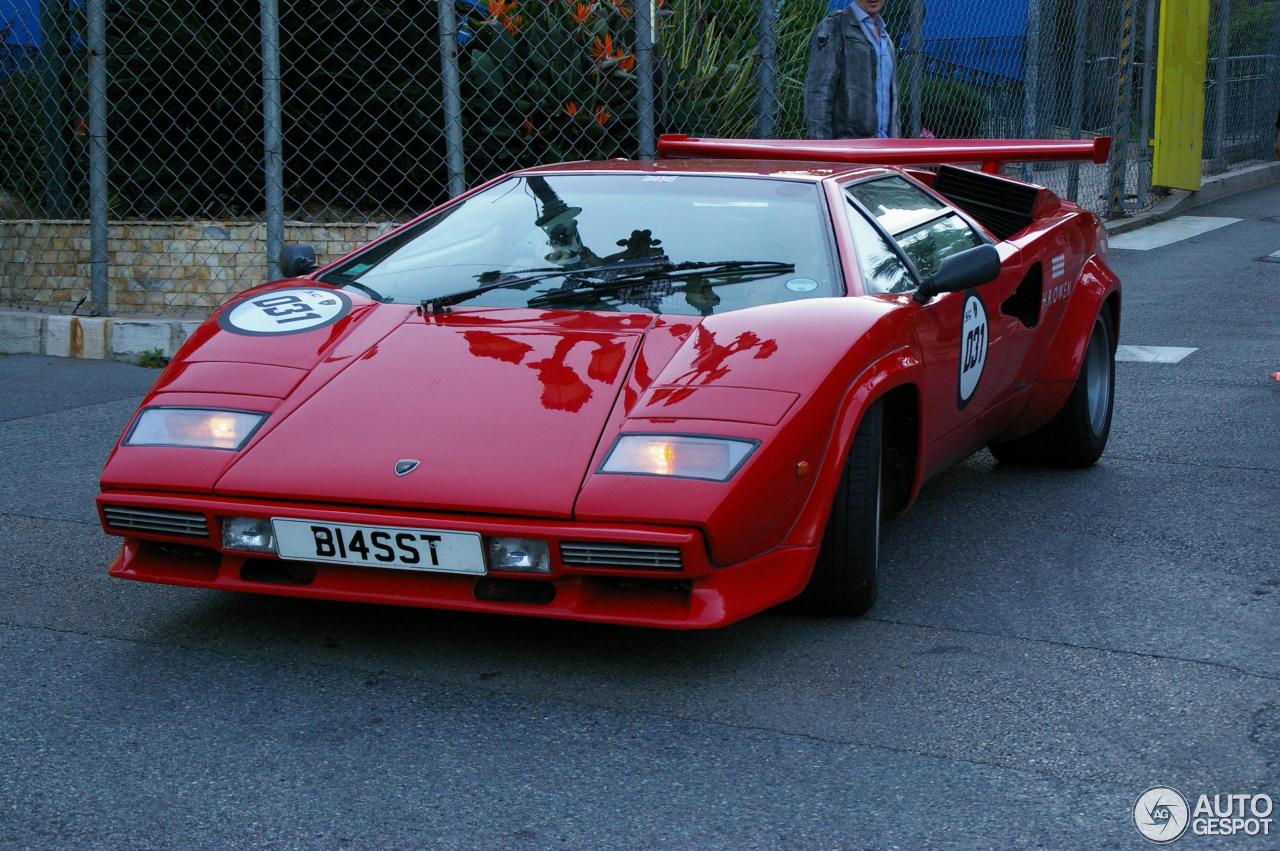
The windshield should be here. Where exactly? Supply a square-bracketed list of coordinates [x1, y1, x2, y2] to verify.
[318, 174, 842, 316]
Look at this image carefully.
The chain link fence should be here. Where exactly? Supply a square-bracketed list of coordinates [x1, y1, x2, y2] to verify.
[2, 0, 1279, 317]
[1205, 0, 1280, 174]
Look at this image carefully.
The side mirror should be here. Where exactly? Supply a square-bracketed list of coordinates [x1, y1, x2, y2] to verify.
[279, 244, 318, 278]
[913, 244, 1001, 303]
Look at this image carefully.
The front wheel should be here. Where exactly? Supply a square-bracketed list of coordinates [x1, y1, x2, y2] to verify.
[990, 308, 1115, 468]
[791, 401, 883, 616]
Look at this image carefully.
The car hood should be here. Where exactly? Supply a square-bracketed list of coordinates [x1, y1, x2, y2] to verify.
[212, 309, 651, 518]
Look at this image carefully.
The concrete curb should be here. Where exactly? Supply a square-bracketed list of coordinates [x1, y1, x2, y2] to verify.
[1105, 161, 1280, 235]
[0, 310, 202, 361]
[4, 161, 1279, 361]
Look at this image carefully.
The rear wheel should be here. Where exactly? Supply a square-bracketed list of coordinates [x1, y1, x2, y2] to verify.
[792, 401, 883, 616]
[990, 308, 1115, 468]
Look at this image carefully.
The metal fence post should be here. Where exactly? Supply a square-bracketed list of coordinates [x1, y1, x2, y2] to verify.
[909, 0, 923, 138]
[636, 0, 657, 158]
[38, 0, 72, 218]
[1211, 0, 1230, 163]
[1067, 0, 1086, 200]
[1023, 0, 1041, 136]
[1137, 0, 1157, 208]
[259, 0, 285, 279]
[1022, 0, 1042, 179]
[86, 0, 109, 315]
[436, 0, 466, 197]
[1108, 0, 1138, 216]
[1271, 2, 1280, 157]
[756, 0, 777, 139]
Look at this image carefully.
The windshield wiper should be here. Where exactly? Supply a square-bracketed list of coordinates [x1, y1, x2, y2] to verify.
[525, 259, 796, 307]
[418, 257, 668, 314]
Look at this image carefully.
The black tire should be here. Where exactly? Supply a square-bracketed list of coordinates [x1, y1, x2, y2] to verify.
[791, 400, 883, 616]
[990, 308, 1115, 468]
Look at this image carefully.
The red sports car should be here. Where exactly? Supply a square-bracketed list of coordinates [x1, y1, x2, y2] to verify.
[98, 136, 1120, 628]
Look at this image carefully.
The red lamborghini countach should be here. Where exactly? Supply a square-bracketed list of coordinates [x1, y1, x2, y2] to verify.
[98, 136, 1120, 628]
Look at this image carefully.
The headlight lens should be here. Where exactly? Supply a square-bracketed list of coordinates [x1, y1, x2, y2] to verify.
[221, 517, 277, 553]
[486, 537, 551, 573]
[126, 408, 265, 450]
[600, 434, 756, 481]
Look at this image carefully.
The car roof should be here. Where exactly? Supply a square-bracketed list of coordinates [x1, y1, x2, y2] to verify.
[515, 158, 892, 182]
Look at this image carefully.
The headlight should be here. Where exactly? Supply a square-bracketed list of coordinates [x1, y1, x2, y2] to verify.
[599, 434, 756, 481]
[125, 407, 266, 450]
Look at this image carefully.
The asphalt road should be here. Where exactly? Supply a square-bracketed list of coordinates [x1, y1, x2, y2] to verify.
[2, 185, 1279, 849]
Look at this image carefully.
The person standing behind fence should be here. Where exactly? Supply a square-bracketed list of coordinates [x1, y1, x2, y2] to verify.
[804, 0, 901, 139]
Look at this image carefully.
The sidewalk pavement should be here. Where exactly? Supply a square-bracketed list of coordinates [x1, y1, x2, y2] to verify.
[4, 160, 1279, 362]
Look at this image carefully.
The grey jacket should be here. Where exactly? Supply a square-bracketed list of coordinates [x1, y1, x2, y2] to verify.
[803, 9, 901, 139]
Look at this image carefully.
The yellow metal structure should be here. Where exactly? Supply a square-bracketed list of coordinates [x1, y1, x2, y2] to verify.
[1152, 0, 1210, 190]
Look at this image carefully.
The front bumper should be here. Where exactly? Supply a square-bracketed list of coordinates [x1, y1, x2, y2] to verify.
[98, 492, 816, 629]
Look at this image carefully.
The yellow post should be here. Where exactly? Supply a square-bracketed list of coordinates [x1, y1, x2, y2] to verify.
[1152, 0, 1211, 190]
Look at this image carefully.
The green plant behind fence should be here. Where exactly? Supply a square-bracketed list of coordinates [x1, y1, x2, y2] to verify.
[0, 72, 46, 217]
[659, 0, 827, 139]
[460, 0, 639, 181]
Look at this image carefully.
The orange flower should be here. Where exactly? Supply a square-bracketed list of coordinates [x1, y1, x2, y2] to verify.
[610, 0, 632, 18]
[592, 33, 631, 72]
[570, 2, 591, 25]
[522, 117, 536, 135]
[502, 13, 524, 34]
[487, 0, 516, 18]
[589, 33, 615, 63]
[563, 100, 579, 117]
[594, 105, 610, 126]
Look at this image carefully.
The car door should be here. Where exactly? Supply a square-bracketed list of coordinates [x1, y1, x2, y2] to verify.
[838, 174, 1033, 474]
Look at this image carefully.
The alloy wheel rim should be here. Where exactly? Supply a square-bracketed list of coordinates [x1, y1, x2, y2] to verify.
[1084, 317, 1111, 434]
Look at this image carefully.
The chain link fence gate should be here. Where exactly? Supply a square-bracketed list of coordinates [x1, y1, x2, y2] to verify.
[2, 0, 1279, 318]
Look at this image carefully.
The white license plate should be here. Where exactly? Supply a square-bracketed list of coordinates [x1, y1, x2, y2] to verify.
[272, 518, 486, 575]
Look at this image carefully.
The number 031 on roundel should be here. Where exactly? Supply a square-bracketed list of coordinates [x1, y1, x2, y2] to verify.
[958, 291, 988, 409]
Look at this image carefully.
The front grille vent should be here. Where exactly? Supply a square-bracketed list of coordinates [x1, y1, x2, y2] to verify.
[560, 542, 683, 571]
[103, 506, 209, 538]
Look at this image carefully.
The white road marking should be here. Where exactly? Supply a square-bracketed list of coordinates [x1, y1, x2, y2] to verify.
[1108, 216, 1242, 251]
[1116, 345, 1198, 364]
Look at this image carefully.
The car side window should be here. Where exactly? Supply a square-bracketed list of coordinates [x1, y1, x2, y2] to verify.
[848, 176, 983, 283]
[894, 213, 984, 279]
[844, 200, 914, 294]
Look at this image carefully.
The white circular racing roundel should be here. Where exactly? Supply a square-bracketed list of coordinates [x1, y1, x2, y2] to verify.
[958, 291, 988, 408]
[219, 288, 351, 336]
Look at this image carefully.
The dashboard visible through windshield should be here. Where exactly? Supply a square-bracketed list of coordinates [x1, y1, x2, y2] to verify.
[318, 174, 842, 317]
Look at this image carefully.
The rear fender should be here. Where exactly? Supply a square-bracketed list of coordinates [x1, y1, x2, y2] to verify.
[784, 347, 924, 549]
[1038, 255, 1120, 383]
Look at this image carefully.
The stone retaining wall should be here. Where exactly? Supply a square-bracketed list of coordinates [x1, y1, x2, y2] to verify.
[0, 220, 396, 317]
